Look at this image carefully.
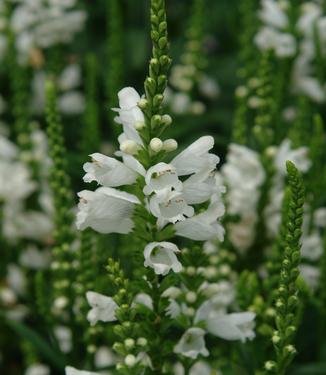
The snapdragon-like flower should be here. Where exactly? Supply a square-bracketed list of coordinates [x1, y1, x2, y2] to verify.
[143, 162, 182, 195]
[255, 0, 296, 58]
[149, 189, 195, 227]
[174, 201, 225, 241]
[274, 139, 311, 175]
[206, 312, 256, 342]
[174, 327, 209, 359]
[112, 87, 144, 146]
[83, 153, 141, 187]
[76, 187, 140, 234]
[170, 136, 219, 176]
[25, 364, 50, 375]
[144, 241, 182, 275]
[10, 0, 86, 65]
[65, 367, 100, 375]
[86, 291, 118, 326]
[222, 143, 265, 252]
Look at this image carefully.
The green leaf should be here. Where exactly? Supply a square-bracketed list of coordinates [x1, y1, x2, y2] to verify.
[4, 317, 66, 371]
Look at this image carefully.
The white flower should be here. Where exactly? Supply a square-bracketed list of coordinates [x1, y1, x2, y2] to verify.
[0, 135, 18, 160]
[259, 0, 288, 29]
[301, 233, 323, 261]
[94, 347, 117, 368]
[76, 187, 140, 234]
[19, 246, 51, 269]
[83, 153, 143, 187]
[144, 241, 182, 275]
[143, 162, 182, 195]
[274, 139, 311, 175]
[112, 87, 144, 145]
[299, 264, 320, 291]
[314, 208, 326, 228]
[149, 189, 194, 227]
[65, 366, 100, 375]
[133, 293, 154, 310]
[58, 91, 85, 115]
[228, 214, 257, 252]
[199, 280, 235, 307]
[206, 312, 256, 342]
[25, 363, 50, 375]
[174, 327, 209, 359]
[54, 326, 72, 353]
[0, 161, 35, 202]
[198, 75, 220, 99]
[222, 144, 265, 192]
[58, 64, 82, 91]
[174, 201, 225, 241]
[255, 27, 296, 57]
[171, 136, 219, 176]
[297, 3, 322, 36]
[190, 361, 213, 375]
[86, 291, 118, 326]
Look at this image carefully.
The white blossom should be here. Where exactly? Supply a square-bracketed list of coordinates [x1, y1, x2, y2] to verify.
[25, 364, 50, 375]
[143, 162, 182, 195]
[299, 265, 320, 291]
[112, 87, 144, 146]
[86, 291, 118, 326]
[171, 136, 219, 176]
[174, 201, 225, 241]
[54, 325, 72, 353]
[144, 241, 182, 275]
[76, 187, 140, 234]
[19, 246, 51, 269]
[274, 139, 311, 175]
[65, 367, 100, 375]
[301, 232, 323, 261]
[149, 189, 195, 227]
[83, 153, 142, 187]
[174, 327, 209, 359]
[206, 312, 256, 342]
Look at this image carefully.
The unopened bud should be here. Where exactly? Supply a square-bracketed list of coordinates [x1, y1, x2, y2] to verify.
[120, 140, 138, 155]
[162, 114, 172, 126]
[163, 139, 178, 152]
[135, 121, 145, 130]
[150, 138, 163, 152]
[125, 354, 137, 367]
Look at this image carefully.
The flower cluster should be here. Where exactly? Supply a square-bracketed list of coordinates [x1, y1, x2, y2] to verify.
[8, 0, 86, 66]
[255, 0, 326, 102]
[77, 86, 225, 275]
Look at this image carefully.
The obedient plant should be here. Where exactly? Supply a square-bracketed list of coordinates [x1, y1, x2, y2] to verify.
[72, 0, 255, 373]
[2, 1, 326, 375]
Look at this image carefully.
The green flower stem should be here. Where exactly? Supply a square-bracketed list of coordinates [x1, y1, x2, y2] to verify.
[265, 161, 305, 374]
[45, 80, 75, 301]
[252, 51, 275, 151]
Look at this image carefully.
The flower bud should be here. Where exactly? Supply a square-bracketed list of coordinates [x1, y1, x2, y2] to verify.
[124, 338, 135, 349]
[120, 140, 138, 155]
[138, 98, 148, 109]
[162, 114, 172, 126]
[150, 138, 163, 152]
[185, 291, 197, 304]
[137, 337, 148, 347]
[135, 121, 145, 130]
[125, 354, 137, 367]
[163, 139, 178, 152]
